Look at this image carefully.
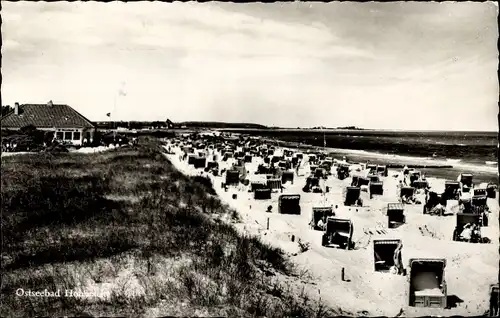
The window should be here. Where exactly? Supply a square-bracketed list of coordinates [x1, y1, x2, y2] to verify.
[56, 132, 63, 140]
[73, 132, 81, 140]
[64, 132, 72, 140]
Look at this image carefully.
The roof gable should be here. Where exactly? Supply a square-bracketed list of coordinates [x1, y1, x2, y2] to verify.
[1, 104, 95, 129]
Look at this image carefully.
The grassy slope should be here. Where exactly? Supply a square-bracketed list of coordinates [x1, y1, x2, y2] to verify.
[1, 137, 334, 317]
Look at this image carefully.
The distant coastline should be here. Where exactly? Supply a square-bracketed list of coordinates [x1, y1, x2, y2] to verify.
[308, 126, 366, 130]
[91, 120, 497, 134]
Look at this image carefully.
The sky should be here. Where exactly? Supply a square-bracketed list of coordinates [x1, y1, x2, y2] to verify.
[2, 1, 499, 131]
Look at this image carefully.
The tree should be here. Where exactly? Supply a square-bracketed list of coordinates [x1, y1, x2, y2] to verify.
[43, 131, 55, 145]
[20, 125, 45, 145]
[20, 124, 38, 134]
[2, 105, 13, 117]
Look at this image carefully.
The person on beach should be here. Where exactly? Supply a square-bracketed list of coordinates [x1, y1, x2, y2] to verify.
[471, 224, 481, 242]
[392, 242, 403, 274]
[463, 184, 469, 194]
[317, 217, 326, 230]
[490, 287, 499, 316]
[460, 223, 472, 242]
[401, 195, 408, 204]
[318, 217, 326, 230]
[458, 200, 466, 212]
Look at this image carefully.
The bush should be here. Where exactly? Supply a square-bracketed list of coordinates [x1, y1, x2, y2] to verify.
[43, 131, 54, 144]
[91, 130, 103, 147]
[100, 133, 130, 146]
[2, 134, 41, 152]
[1, 127, 55, 152]
[21, 125, 45, 144]
[192, 176, 216, 195]
[43, 142, 69, 153]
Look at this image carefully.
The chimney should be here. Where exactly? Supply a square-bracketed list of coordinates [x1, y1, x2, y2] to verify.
[14, 102, 19, 115]
[48, 100, 53, 107]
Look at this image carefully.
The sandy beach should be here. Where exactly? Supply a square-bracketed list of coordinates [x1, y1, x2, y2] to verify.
[164, 142, 499, 316]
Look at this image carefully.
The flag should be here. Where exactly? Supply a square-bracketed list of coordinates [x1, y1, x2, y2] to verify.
[118, 88, 127, 97]
[106, 113, 111, 117]
[118, 82, 127, 96]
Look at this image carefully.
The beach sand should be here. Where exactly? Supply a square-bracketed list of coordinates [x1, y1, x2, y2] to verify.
[0, 146, 113, 157]
[164, 143, 498, 317]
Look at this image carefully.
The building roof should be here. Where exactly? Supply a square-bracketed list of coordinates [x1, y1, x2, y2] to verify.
[1, 104, 95, 129]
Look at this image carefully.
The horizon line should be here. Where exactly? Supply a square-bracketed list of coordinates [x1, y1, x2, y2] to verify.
[88, 120, 498, 133]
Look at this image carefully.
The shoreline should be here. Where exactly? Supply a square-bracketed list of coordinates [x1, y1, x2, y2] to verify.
[258, 138, 498, 183]
[220, 129, 497, 165]
[265, 137, 497, 170]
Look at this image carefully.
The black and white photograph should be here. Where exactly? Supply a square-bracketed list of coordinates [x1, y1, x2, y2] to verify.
[1, 1, 499, 317]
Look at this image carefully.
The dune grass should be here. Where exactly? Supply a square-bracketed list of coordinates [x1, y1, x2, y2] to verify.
[1, 137, 335, 317]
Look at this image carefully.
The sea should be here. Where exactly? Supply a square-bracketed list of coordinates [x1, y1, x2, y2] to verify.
[221, 129, 499, 184]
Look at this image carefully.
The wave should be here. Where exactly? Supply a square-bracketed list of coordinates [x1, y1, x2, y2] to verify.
[452, 162, 497, 173]
[313, 146, 498, 174]
[485, 161, 498, 165]
[282, 140, 497, 174]
[331, 148, 436, 163]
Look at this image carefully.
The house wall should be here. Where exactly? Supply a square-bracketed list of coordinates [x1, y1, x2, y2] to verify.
[54, 128, 96, 145]
[53, 128, 85, 145]
[2, 126, 96, 146]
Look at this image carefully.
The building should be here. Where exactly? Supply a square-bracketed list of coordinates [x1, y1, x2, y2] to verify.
[1, 101, 96, 145]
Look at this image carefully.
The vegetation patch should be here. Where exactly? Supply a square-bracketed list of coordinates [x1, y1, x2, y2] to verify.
[1, 137, 336, 317]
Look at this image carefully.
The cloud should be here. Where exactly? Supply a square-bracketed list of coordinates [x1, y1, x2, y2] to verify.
[1, 2, 497, 131]
[2, 39, 21, 50]
[129, 4, 373, 61]
[3, 1, 372, 61]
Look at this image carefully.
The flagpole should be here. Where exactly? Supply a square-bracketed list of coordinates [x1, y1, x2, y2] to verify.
[109, 83, 126, 142]
[113, 94, 117, 141]
[322, 126, 326, 150]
